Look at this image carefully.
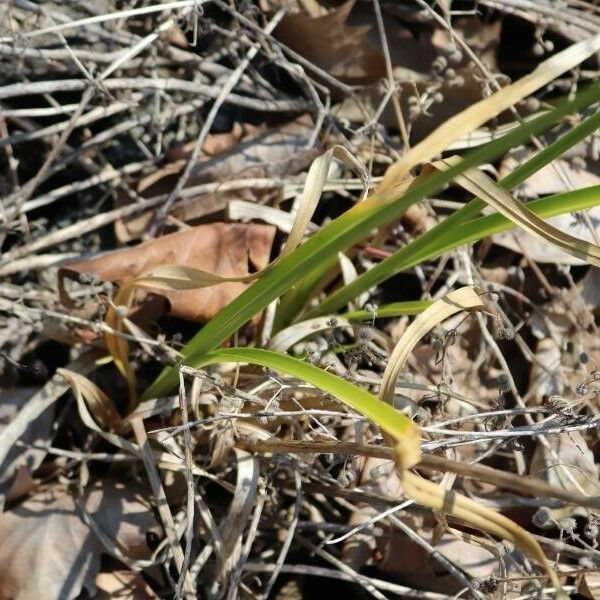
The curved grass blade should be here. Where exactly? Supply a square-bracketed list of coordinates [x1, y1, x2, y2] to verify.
[179, 347, 421, 455]
[379, 287, 485, 412]
[311, 97, 600, 318]
[377, 287, 566, 597]
[145, 82, 600, 400]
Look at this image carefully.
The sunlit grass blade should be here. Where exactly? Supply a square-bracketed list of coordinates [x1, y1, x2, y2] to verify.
[448, 159, 600, 266]
[179, 347, 421, 452]
[310, 99, 600, 318]
[144, 81, 600, 400]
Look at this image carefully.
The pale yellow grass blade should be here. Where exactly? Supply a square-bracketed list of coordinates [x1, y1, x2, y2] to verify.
[57, 368, 123, 432]
[132, 264, 254, 289]
[441, 156, 600, 267]
[279, 145, 369, 259]
[377, 33, 600, 198]
[379, 286, 485, 409]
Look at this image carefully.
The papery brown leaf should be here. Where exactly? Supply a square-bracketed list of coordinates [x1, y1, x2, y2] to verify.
[0, 481, 157, 600]
[58, 223, 276, 322]
[116, 116, 318, 242]
[375, 523, 500, 595]
[274, 0, 386, 86]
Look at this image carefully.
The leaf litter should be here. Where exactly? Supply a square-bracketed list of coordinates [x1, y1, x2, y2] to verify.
[0, 1, 600, 599]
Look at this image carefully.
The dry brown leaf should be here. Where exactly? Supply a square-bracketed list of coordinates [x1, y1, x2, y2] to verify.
[500, 154, 600, 197]
[376, 525, 500, 595]
[116, 116, 318, 242]
[0, 481, 157, 600]
[58, 223, 276, 322]
[274, 0, 386, 86]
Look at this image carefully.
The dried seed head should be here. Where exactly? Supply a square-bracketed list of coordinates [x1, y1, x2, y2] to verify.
[432, 56, 447, 72]
[533, 42, 545, 56]
[356, 326, 373, 343]
[449, 49, 463, 64]
[577, 382, 589, 395]
[525, 97, 541, 112]
[114, 305, 129, 319]
[495, 325, 515, 340]
[444, 68, 456, 80]
[532, 508, 552, 528]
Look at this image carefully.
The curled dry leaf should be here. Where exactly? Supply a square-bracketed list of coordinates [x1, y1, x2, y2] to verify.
[274, 0, 386, 86]
[58, 223, 276, 323]
[116, 116, 318, 242]
[0, 481, 157, 600]
[375, 523, 500, 595]
[57, 368, 123, 433]
[440, 156, 600, 267]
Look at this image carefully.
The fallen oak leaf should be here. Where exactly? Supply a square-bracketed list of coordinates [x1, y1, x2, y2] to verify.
[59, 223, 274, 401]
[58, 222, 276, 323]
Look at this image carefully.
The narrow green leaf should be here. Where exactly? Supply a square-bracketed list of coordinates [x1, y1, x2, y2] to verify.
[144, 82, 600, 399]
[182, 347, 419, 444]
[311, 98, 600, 317]
[343, 300, 432, 320]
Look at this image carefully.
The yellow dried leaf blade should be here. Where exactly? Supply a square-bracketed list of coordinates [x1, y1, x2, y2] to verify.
[380, 287, 485, 407]
[379, 33, 600, 194]
[133, 264, 253, 290]
[445, 158, 600, 267]
[279, 145, 368, 259]
[104, 284, 137, 402]
[57, 368, 123, 432]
